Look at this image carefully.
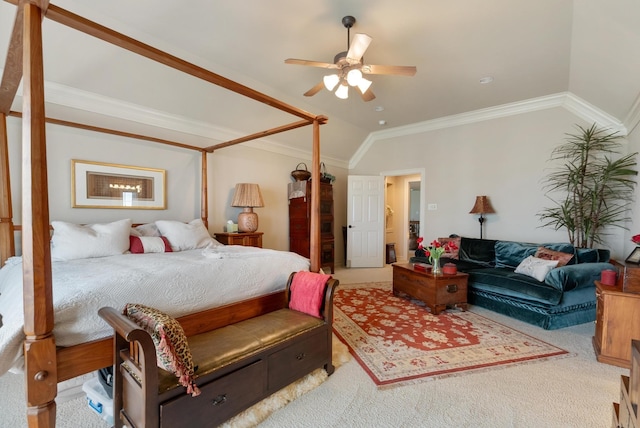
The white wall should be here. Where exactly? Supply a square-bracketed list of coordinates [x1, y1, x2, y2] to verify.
[350, 106, 635, 260]
[5, 116, 348, 263]
[9, 102, 636, 264]
[623, 122, 640, 260]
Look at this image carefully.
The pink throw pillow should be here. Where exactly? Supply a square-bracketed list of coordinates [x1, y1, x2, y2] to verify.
[129, 236, 173, 254]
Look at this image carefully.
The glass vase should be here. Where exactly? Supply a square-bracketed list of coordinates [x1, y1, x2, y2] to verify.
[431, 257, 442, 275]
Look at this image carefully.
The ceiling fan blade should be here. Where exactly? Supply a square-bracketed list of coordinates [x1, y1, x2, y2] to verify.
[304, 81, 326, 97]
[360, 89, 376, 102]
[362, 64, 417, 76]
[346, 33, 372, 64]
[285, 58, 339, 69]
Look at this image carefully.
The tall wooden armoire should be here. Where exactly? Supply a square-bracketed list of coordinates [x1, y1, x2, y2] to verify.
[288, 180, 335, 273]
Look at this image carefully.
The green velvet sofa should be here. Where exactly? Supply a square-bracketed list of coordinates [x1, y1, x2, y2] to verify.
[410, 237, 613, 330]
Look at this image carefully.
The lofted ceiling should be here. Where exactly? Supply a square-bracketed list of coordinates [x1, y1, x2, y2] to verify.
[1, 0, 639, 166]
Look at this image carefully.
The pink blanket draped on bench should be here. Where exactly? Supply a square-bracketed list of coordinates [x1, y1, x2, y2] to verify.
[289, 271, 332, 318]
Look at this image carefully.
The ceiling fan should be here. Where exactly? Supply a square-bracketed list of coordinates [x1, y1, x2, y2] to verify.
[285, 16, 417, 102]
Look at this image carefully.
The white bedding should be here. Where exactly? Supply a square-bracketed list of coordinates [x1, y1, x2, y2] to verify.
[0, 245, 309, 376]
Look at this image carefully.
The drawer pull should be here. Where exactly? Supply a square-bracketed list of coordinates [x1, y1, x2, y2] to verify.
[296, 352, 306, 360]
[446, 284, 458, 293]
[211, 394, 227, 406]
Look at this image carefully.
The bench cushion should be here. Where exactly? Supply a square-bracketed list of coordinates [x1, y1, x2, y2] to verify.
[157, 309, 325, 394]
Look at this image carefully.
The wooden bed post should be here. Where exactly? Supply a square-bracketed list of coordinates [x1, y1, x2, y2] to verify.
[0, 113, 15, 266]
[21, 3, 57, 427]
[201, 150, 208, 228]
[309, 118, 321, 273]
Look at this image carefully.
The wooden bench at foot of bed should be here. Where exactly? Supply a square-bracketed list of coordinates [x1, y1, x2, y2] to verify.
[98, 275, 339, 428]
[56, 290, 289, 383]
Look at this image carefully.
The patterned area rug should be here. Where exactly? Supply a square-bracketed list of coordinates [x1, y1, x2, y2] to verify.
[333, 282, 571, 388]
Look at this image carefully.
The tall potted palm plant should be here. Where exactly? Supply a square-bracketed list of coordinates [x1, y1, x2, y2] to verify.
[538, 123, 638, 248]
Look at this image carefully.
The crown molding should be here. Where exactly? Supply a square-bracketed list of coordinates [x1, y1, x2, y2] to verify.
[562, 92, 627, 135]
[5, 79, 623, 172]
[349, 92, 628, 169]
[10, 81, 349, 169]
[624, 92, 640, 135]
[44, 82, 238, 142]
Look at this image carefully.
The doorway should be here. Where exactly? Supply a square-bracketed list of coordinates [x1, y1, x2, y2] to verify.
[408, 181, 421, 255]
[382, 170, 424, 262]
[346, 170, 424, 267]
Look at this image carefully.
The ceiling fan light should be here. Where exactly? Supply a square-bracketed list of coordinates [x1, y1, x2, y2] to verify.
[335, 83, 349, 99]
[323, 74, 340, 91]
[346, 69, 363, 86]
[357, 77, 372, 94]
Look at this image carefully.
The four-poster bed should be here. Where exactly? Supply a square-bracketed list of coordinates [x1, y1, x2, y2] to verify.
[0, 1, 328, 426]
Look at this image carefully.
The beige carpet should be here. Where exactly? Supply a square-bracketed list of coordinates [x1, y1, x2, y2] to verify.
[0, 335, 350, 428]
[259, 303, 628, 427]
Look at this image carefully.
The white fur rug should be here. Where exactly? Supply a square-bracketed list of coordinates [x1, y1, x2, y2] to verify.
[221, 335, 351, 428]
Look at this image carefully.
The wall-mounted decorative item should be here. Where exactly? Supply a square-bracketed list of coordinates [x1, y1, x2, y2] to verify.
[72, 159, 166, 209]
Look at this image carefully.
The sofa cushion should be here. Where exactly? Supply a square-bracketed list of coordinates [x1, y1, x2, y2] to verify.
[495, 241, 538, 268]
[466, 268, 564, 305]
[574, 248, 611, 264]
[575, 248, 599, 263]
[495, 241, 576, 268]
[545, 262, 614, 292]
[597, 249, 611, 263]
[458, 237, 497, 265]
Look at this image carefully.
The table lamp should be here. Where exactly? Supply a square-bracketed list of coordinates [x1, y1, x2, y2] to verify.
[231, 183, 264, 232]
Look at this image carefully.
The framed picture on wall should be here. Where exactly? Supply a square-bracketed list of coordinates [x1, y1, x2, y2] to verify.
[626, 247, 640, 264]
[72, 159, 166, 209]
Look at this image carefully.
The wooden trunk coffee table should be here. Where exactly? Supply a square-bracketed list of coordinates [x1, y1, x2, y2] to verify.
[392, 263, 469, 315]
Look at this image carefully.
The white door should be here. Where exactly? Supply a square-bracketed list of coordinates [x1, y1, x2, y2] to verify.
[347, 175, 384, 268]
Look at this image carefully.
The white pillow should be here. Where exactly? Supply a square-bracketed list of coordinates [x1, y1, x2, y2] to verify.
[514, 255, 559, 282]
[155, 219, 220, 251]
[51, 219, 132, 261]
[130, 222, 161, 237]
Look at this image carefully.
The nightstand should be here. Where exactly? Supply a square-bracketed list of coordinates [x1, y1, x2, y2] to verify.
[214, 232, 263, 248]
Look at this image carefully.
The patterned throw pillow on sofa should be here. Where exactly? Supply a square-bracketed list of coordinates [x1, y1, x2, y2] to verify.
[438, 236, 461, 259]
[534, 247, 574, 267]
[123, 303, 200, 397]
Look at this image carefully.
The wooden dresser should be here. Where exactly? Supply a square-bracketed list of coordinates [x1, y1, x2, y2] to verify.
[593, 259, 640, 368]
[214, 232, 263, 248]
[288, 181, 334, 273]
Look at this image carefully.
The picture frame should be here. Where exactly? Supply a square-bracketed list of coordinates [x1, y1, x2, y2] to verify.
[626, 247, 640, 264]
[72, 159, 166, 209]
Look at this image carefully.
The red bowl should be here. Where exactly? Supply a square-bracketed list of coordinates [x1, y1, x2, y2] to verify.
[442, 263, 457, 275]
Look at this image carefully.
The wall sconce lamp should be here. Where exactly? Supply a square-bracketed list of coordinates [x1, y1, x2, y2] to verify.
[469, 195, 496, 239]
[231, 183, 264, 233]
